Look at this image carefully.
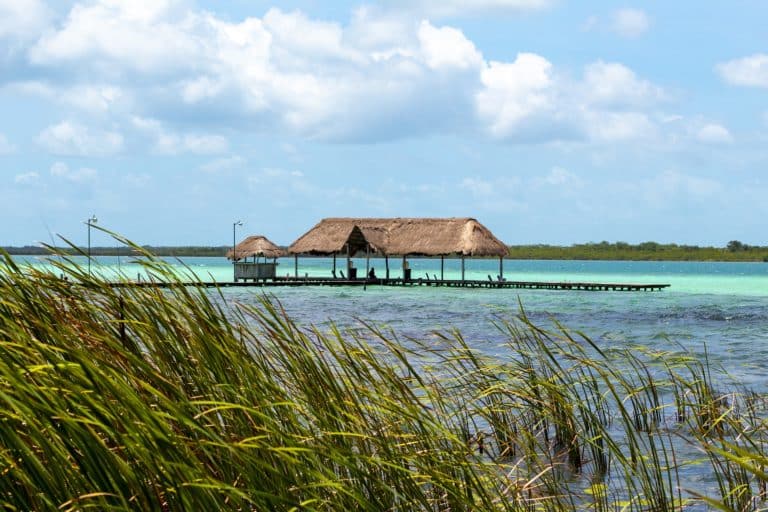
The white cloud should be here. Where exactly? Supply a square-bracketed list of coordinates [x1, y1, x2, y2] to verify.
[717, 54, 768, 88]
[12, 81, 126, 114]
[50, 162, 98, 183]
[696, 123, 733, 144]
[132, 116, 228, 154]
[14, 171, 39, 185]
[476, 53, 555, 138]
[38, 121, 124, 156]
[21, 4, 670, 146]
[263, 8, 355, 63]
[417, 21, 482, 71]
[0, 0, 51, 42]
[583, 61, 665, 107]
[0, 133, 14, 154]
[29, 0, 199, 74]
[610, 8, 650, 38]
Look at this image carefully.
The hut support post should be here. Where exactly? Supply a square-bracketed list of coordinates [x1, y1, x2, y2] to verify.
[365, 245, 370, 277]
[346, 244, 351, 277]
[385, 256, 389, 279]
[294, 254, 298, 278]
[461, 255, 465, 282]
[333, 254, 336, 275]
[402, 255, 406, 281]
[499, 256, 504, 281]
[440, 256, 444, 280]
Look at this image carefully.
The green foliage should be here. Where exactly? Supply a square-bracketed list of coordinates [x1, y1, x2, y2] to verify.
[507, 241, 768, 261]
[0, 233, 767, 510]
[2, 245, 232, 257]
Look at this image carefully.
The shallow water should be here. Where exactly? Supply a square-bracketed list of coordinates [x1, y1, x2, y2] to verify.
[11, 254, 768, 505]
[15, 255, 768, 387]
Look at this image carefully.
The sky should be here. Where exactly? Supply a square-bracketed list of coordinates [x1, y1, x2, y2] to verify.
[2, 0, 768, 247]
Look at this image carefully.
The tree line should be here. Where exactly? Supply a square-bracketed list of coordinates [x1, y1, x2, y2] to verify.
[506, 240, 768, 261]
[4, 240, 767, 261]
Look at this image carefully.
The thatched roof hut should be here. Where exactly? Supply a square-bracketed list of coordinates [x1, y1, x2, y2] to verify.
[288, 218, 507, 257]
[227, 235, 284, 261]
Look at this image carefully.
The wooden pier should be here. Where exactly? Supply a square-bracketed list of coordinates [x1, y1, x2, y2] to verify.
[112, 276, 670, 292]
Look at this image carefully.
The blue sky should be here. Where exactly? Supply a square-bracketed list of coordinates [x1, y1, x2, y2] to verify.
[2, 0, 768, 247]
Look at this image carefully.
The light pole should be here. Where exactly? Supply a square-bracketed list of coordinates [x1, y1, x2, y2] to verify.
[85, 214, 97, 275]
[233, 220, 243, 277]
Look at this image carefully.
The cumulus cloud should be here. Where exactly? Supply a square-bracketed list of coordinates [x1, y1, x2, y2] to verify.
[38, 121, 124, 156]
[13, 82, 126, 114]
[717, 54, 768, 88]
[17, 3, 671, 146]
[476, 53, 557, 138]
[29, 0, 199, 75]
[132, 116, 228, 154]
[417, 21, 482, 70]
[610, 8, 650, 38]
[696, 123, 733, 144]
[0, 0, 51, 43]
[475, 55, 666, 143]
[583, 61, 665, 107]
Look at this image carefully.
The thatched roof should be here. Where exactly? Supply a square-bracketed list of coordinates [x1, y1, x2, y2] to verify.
[227, 236, 284, 261]
[288, 218, 508, 257]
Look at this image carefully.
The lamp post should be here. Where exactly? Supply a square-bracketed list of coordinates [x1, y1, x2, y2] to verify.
[233, 220, 243, 279]
[85, 214, 97, 275]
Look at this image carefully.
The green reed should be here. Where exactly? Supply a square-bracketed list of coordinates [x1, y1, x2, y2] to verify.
[1, 234, 768, 510]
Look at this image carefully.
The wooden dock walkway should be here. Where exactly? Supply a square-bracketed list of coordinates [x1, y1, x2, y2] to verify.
[112, 276, 670, 292]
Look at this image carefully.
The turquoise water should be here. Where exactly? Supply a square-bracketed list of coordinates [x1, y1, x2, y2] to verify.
[10, 254, 768, 503]
[12, 254, 768, 386]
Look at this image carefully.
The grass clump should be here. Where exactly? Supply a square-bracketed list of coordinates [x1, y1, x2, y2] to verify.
[1, 237, 768, 511]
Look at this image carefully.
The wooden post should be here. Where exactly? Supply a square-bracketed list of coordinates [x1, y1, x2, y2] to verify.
[499, 256, 504, 281]
[385, 255, 389, 279]
[461, 255, 465, 282]
[294, 254, 298, 278]
[402, 255, 406, 280]
[440, 255, 444, 280]
[333, 254, 336, 275]
[346, 244, 351, 276]
[366, 244, 370, 277]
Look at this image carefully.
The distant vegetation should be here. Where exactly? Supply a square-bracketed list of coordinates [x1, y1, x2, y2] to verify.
[4, 240, 768, 261]
[2, 245, 232, 257]
[506, 240, 768, 262]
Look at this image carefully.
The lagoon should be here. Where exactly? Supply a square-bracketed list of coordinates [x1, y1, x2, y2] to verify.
[14, 255, 768, 391]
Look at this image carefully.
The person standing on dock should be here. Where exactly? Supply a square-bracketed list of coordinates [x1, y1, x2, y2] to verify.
[368, 267, 376, 279]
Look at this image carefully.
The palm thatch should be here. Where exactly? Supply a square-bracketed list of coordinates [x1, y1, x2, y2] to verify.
[288, 218, 507, 257]
[227, 236, 284, 261]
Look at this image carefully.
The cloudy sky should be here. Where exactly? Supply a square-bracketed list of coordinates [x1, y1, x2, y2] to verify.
[2, 0, 768, 247]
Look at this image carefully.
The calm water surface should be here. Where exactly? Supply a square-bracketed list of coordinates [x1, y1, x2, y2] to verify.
[12, 254, 768, 503]
[16, 255, 768, 388]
